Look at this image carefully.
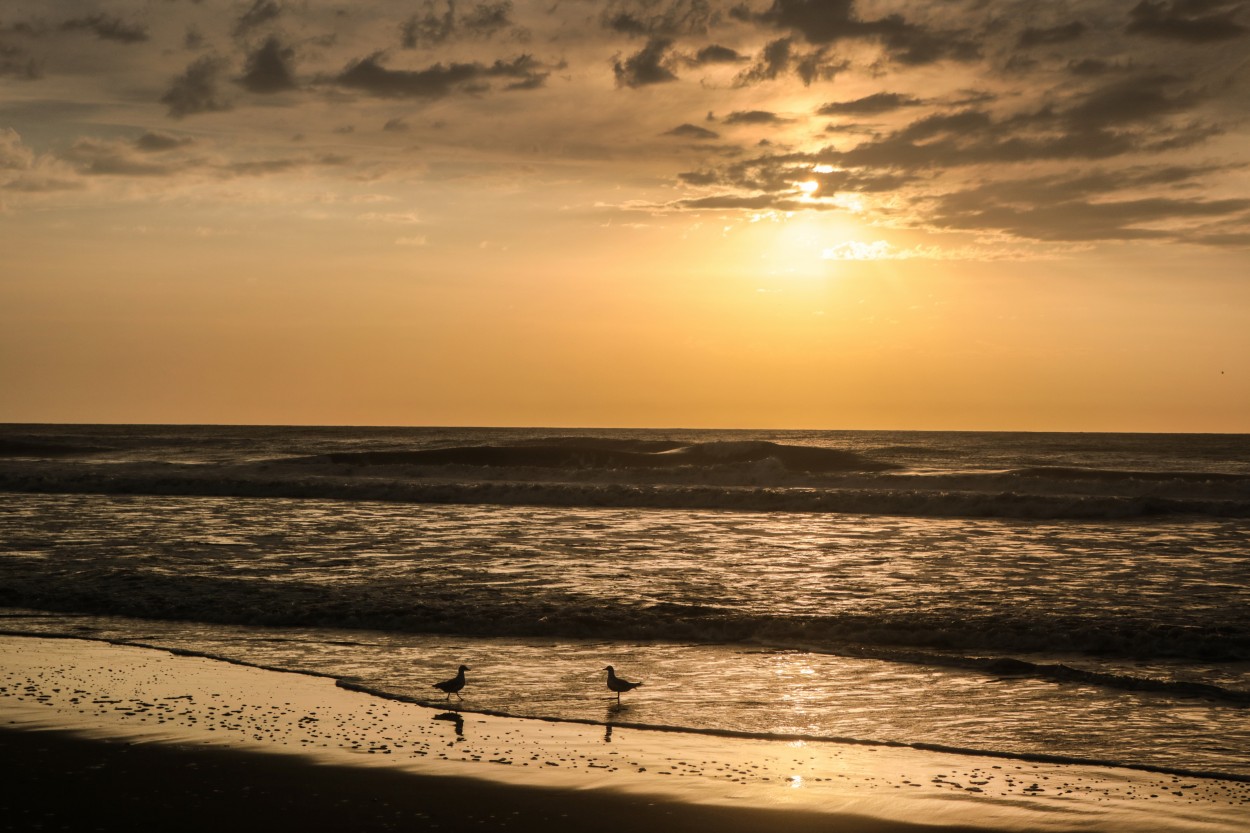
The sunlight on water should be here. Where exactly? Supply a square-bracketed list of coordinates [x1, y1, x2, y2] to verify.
[2, 477, 1249, 778]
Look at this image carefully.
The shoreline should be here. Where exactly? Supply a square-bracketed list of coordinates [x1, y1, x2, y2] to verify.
[3, 634, 1249, 831]
[20, 629, 1246, 784]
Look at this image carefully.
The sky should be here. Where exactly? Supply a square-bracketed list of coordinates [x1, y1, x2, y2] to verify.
[1, 0, 1248, 432]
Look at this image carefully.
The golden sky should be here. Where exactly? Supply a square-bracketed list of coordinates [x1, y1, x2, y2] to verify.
[2, 0, 1248, 431]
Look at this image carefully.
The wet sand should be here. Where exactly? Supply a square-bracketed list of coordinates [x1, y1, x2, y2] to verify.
[2, 635, 1247, 832]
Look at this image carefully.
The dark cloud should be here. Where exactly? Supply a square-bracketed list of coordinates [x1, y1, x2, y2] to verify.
[134, 132, 195, 152]
[724, 110, 785, 124]
[234, 0, 282, 38]
[734, 0, 981, 65]
[61, 138, 181, 177]
[930, 170, 1250, 242]
[337, 53, 547, 98]
[707, 151, 913, 194]
[59, 14, 148, 43]
[401, 0, 516, 48]
[2, 176, 86, 193]
[239, 36, 297, 93]
[676, 193, 818, 210]
[1016, 21, 1086, 48]
[822, 75, 1211, 170]
[734, 37, 847, 85]
[217, 154, 350, 178]
[382, 117, 411, 132]
[1192, 230, 1250, 246]
[462, 2, 514, 36]
[678, 169, 721, 185]
[613, 38, 678, 87]
[1062, 74, 1198, 129]
[0, 44, 40, 79]
[401, 2, 453, 47]
[161, 56, 232, 118]
[817, 92, 923, 115]
[1067, 58, 1117, 76]
[665, 123, 720, 139]
[736, 37, 792, 82]
[1126, 0, 1248, 42]
[692, 44, 746, 63]
[794, 49, 848, 84]
[602, 0, 719, 37]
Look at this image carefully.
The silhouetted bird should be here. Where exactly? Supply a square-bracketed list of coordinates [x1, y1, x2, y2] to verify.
[604, 665, 643, 703]
[433, 665, 470, 700]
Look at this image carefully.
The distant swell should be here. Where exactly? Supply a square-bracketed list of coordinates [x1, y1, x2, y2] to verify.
[295, 439, 901, 473]
[1010, 466, 1249, 485]
[2, 470, 1247, 519]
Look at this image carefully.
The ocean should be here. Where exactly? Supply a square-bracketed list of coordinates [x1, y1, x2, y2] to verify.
[1, 424, 1247, 780]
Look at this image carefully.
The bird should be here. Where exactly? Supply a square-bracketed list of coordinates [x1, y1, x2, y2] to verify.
[604, 665, 643, 703]
[433, 665, 470, 700]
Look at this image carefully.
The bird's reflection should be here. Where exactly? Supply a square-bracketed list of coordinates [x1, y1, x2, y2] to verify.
[603, 701, 629, 743]
[433, 711, 465, 739]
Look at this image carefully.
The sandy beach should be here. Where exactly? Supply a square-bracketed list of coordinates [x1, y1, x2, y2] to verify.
[2, 635, 1246, 832]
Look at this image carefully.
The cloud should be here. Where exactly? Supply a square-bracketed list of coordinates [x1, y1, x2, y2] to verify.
[613, 38, 679, 87]
[1126, 1, 1248, 42]
[817, 92, 923, 115]
[933, 192, 1250, 242]
[675, 193, 817, 210]
[337, 52, 547, 98]
[926, 165, 1250, 243]
[733, 36, 848, 86]
[678, 169, 721, 184]
[1067, 58, 1118, 76]
[0, 128, 35, 170]
[602, 0, 720, 37]
[1061, 73, 1199, 130]
[665, 123, 720, 139]
[821, 75, 1212, 170]
[691, 44, 746, 64]
[723, 109, 786, 124]
[134, 132, 195, 152]
[234, 0, 282, 38]
[239, 36, 297, 94]
[733, 0, 981, 65]
[59, 137, 185, 177]
[401, 0, 517, 48]
[162, 56, 232, 118]
[1016, 21, 1087, 48]
[59, 14, 148, 44]
[0, 44, 40, 79]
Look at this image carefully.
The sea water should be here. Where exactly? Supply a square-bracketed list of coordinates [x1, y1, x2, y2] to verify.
[1, 425, 1247, 778]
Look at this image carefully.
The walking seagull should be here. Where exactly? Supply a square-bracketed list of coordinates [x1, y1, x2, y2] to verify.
[433, 665, 470, 700]
[604, 665, 643, 703]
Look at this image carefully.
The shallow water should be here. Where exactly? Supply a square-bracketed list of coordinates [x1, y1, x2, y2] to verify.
[3, 491, 1248, 777]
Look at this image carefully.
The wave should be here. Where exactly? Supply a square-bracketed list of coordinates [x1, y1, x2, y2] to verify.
[293, 439, 901, 474]
[5, 567, 1248, 664]
[1009, 466, 1250, 484]
[3, 468, 1248, 519]
[0, 438, 111, 457]
[333, 678, 1250, 784]
[7, 630, 1246, 783]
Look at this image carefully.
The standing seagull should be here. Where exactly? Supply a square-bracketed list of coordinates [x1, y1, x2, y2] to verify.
[604, 665, 643, 703]
[433, 665, 470, 700]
